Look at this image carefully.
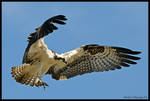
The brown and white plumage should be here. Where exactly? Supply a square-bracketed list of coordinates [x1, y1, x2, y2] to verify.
[11, 15, 67, 88]
[23, 15, 67, 64]
[50, 45, 141, 80]
[11, 15, 141, 88]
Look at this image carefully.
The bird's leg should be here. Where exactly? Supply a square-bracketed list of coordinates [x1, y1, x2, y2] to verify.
[36, 71, 49, 90]
[35, 79, 49, 90]
[43, 82, 49, 91]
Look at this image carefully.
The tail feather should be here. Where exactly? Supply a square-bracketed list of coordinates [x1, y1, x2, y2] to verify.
[11, 64, 48, 88]
[11, 64, 28, 80]
[11, 64, 30, 83]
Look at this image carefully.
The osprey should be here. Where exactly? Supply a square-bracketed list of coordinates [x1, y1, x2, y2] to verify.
[11, 15, 141, 88]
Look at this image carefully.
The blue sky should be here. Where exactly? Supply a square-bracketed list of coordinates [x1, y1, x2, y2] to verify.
[2, 2, 148, 99]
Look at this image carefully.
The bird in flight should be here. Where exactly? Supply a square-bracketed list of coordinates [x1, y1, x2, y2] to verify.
[11, 15, 141, 89]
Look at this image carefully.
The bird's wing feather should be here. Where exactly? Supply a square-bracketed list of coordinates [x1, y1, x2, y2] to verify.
[51, 44, 141, 80]
[22, 15, 67, 64]
[27, 15, 67, 45]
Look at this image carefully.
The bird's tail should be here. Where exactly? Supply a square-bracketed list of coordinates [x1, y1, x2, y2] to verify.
[11, 64, 29, 81]
[11, 64, 48, 88]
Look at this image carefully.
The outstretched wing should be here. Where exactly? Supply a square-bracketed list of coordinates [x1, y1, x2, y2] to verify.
[27, 15, 67, 45]
[51, 44, 141, 80]
[22, 15, 67, 64]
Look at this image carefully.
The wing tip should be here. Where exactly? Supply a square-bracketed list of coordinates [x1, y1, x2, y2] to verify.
[112, 46, 142, 55]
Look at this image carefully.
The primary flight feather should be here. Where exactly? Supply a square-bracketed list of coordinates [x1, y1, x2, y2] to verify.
[11, 15, 141, 88]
